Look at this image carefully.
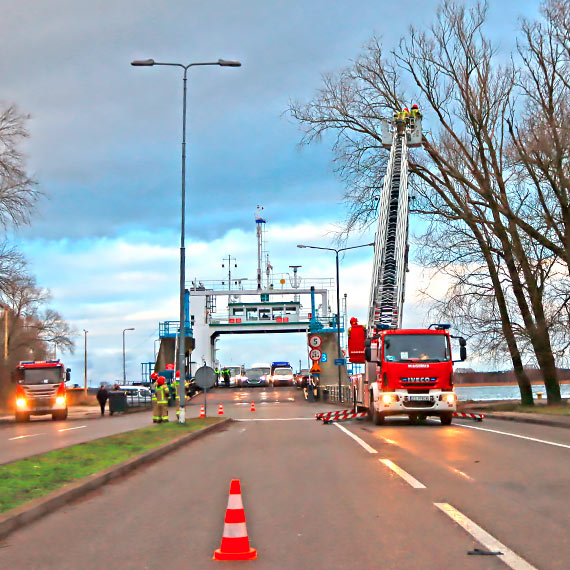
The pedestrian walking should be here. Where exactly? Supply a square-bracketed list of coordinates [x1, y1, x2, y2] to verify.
[96, 384, 109, 416]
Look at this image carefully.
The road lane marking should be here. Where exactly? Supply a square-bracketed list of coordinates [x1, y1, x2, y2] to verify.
[334, 423, 378, 453]
[9, 433, 42, 441]
[458, 424, 570, 450]
[449, 467, 474, 482]
[434, 503, 538, 570]
[236, 418, 314, 421]
[379, 459, 426, 488]
[58, 425, 87, 432]
[382, 437, 398, 445]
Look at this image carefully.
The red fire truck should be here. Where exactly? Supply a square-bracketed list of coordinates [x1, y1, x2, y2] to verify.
[347, 110, 466, 425]
[349, 323, 466, 424]
[13, 360, 70, 422]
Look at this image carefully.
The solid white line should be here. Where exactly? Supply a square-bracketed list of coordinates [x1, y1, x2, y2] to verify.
[379, 459, 426, 488]
[434, 503, 538, 570]
[236, 417, 314, 421]
[458, 424, 570, 450]
[334, 423, 378, 453]
[9, 433, 42, 441]
[58, 425, 87, 432]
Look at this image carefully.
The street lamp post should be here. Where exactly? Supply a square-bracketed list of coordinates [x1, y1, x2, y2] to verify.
[297, 243, 374, 401]
[131, 57, 241, 423]
[83, 329, 88, 396]
[122, 328, 135, 384]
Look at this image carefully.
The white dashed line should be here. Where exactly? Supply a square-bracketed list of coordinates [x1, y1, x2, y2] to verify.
[334, 423, 378, 453]
[236, 417, 314, 421]
[9, 433, 43, 441]
[379, 458, 426, 488]
[435, 503, 538, 570]
[449, 467, 474, 482]
[458, 424, 570, 450]
[58, 425, 87, 432]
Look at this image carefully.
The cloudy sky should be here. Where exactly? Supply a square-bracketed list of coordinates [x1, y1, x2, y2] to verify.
[2, 0, 540, 383]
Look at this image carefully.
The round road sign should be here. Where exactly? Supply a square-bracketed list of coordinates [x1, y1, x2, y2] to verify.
[309, 348, 322, 361]
[194, 366, 217, 389]
[309, 335, 322, 348]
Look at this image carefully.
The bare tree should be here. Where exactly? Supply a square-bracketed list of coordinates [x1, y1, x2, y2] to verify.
[0, 104, 39, 227]
[290, 1, 565, 404]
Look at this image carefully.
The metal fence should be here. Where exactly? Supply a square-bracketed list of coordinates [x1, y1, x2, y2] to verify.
[319, 385, 353, 404]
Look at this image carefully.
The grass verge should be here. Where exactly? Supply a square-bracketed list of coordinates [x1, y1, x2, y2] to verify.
[0, 418, 221, 513]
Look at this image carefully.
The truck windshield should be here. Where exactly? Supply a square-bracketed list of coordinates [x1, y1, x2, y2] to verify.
[274, 368, 292, 376]
[384, 334, 450, 363]
[228, 367, 242, 376]
[20, 368, 62, 384]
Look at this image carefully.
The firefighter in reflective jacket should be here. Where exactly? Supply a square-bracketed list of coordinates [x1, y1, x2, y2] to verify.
[153, 376, 169, 423]
[150, 372, 159, 407]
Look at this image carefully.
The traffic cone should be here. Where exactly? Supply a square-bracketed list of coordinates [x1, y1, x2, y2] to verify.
[213, 479, 257, 561]
[250, 401, 256, 412]
[218, 403, 224, 415]
[199, 404, 205, 418]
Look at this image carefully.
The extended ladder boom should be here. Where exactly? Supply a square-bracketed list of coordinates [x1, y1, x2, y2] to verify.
[368, 129, 409, 330]
[368, 114, 422, 331]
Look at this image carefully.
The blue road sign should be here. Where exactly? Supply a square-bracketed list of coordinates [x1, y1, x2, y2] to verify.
[334, 358, 346, 366]
[321, 353, 328, 362]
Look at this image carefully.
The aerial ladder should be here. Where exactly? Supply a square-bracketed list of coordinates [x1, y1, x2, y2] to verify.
[368, 113, 422, 331]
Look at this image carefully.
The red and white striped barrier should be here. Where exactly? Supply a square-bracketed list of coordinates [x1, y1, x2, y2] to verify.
[453, 411, 484, 422]
[316, 410, 368, 423]
[315, 409, 353, 421]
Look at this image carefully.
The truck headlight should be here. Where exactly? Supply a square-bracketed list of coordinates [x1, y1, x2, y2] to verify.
[444, 393, 456, 404]
[56, 396, 66, 406]
[16, 398, 27, 408]
[382, 394, 393, 405]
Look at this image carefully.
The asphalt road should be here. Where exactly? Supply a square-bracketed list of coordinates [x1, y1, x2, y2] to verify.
[1, 387, 569, 569]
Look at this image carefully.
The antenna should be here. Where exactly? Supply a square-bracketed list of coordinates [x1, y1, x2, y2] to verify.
[255, 206, 266, 291]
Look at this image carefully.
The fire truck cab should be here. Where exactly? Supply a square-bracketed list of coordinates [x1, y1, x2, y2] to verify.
[351, 325, 466, 425]
[13, 360, 70, 422]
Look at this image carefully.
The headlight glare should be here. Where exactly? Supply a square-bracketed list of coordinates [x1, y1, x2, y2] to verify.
[56, 396, 66, 406]
[16, 398, 27, 408]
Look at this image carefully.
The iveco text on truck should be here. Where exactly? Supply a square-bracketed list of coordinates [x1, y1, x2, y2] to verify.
[13, 360, 71, 422]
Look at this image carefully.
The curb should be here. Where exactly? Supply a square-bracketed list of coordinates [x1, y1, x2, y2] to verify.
[0, 418, 232, 541]
[480, 412, 570, 430]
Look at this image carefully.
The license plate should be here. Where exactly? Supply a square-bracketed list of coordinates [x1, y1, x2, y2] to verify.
[409, 395, 431, 401]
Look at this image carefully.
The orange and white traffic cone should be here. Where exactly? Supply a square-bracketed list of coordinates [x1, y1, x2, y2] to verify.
[218, 403, 224, 415]
[199, 404, 205, 418]
[213, 479, 257, 561]
[250, 401, 256, 412]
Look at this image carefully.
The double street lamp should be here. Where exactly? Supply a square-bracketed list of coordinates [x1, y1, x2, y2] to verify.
[131, 57, 241, 423]
[297, 242, 374, 400]
[122, 328, 135, 384]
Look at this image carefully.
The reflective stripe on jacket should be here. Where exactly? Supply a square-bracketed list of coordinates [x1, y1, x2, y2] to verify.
[156, 385, 169, 404]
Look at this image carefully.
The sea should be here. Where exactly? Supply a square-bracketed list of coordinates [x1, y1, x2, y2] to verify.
[455, 383, 570, 402]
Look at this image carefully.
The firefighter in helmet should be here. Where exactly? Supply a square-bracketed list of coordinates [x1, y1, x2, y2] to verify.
[150, 372, 159, 414]
[154, 376, 169, 423]
[411, 104, 422, 120]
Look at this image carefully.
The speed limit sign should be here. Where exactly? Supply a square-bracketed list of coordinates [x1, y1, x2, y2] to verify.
[309, 335, 322, 348]
[309, 348, 322, 361]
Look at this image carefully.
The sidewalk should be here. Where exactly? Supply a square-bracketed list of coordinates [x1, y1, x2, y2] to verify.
[458, 401, 570, 430]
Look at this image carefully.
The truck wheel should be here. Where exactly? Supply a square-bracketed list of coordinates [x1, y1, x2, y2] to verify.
[372, 406, 385, 426]
[15, 412, 30, 423]
[440, 412, 453, 425]
[52, 409, 68, 421]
